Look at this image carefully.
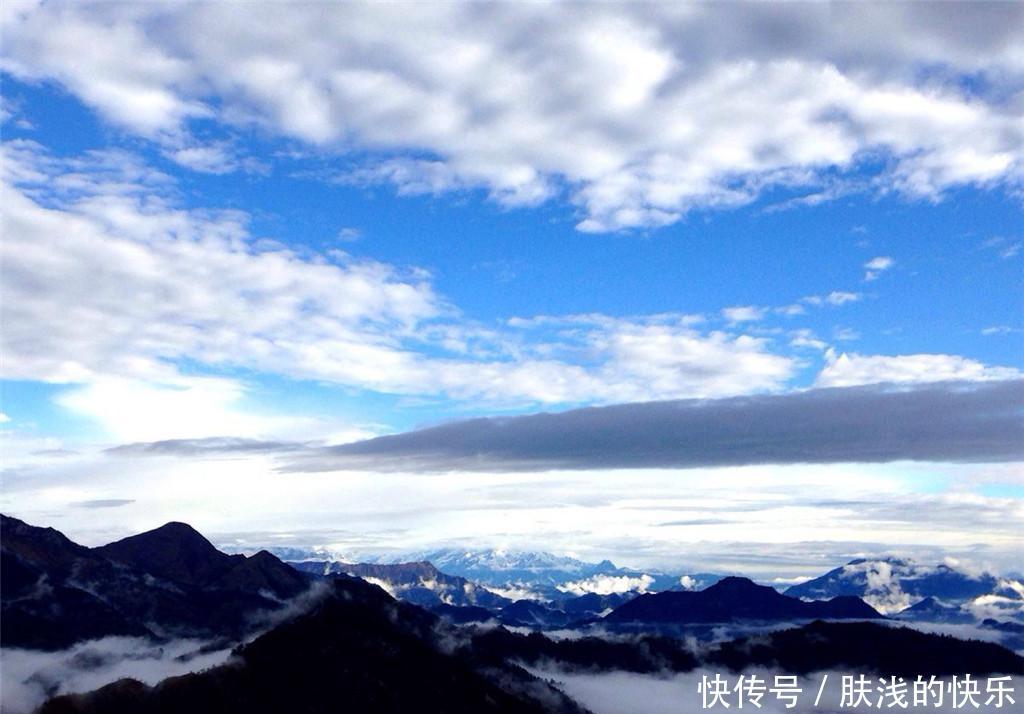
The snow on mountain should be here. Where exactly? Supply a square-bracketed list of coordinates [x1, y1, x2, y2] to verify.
[785, 557, 1019, 618]
[376, 548, 709, 599]
[287, 560, 511, 609]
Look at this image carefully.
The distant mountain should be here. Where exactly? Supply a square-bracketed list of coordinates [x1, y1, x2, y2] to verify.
[287, 559, 512, 609]
[605, 576, 882, 624]
[37, 576, 587, 714]
[709, 620, 1024, 677]
[785, 557, 1009, 615]
[431, 591, 637, 629]
[1, 515, 311, 650]
[981, 618, 1024, 652]
[36, 575, 1023, 714]
[376, 547, 715, 599]
[895, 596, 975, 623]
[462, 619, 1023, 678]
[10, 515, 1024, 714]
[289, 558, 639, 628]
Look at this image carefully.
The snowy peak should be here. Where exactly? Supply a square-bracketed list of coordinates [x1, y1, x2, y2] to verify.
[785, 557, 1012, 617]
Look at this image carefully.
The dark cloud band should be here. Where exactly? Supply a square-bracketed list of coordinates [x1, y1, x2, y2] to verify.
[280, 380, 1024, 472]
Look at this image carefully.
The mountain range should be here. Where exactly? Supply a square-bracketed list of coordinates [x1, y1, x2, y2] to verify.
[785, 557, 1024, 621]
[605, 576, 883, 624]
[5, 515, 1024, 714]
[1, 515, 310, 650]
[36, 575, 587, 714]
[277, 547, 718, 600]
[274, 548, 1023, 628]
[288, 558, 640, 627]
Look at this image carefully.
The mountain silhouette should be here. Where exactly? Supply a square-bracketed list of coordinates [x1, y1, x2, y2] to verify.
[290, 559, 512, 609]
[38, 576, 587, 714]
[709, 619, 1024, 676]
[1, 515, 311, 649]
[785, 557, 1002, 608]
[605, 576, 881, 623]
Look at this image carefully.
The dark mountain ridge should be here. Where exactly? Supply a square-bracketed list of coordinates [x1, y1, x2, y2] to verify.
[37, 576, 587, 714]
[1, 514, 310, 649]
[6, 516, 1023, 714]
[605, 575, 882, 624]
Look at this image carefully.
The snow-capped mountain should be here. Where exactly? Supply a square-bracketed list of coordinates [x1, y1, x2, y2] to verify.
[260, 545, 720, 601]
[785, 557, 1023, 620]
[287, 560, 512, 609]
[376, 547, 718, 600]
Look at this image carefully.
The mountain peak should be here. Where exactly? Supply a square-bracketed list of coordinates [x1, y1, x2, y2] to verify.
[705, 576, 776, 596]
[95, 520, 234, 587]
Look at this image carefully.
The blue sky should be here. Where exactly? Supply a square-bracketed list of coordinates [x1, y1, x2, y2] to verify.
[0, 2, 1021, 575]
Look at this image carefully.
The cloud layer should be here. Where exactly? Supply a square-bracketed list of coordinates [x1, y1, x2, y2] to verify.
[283, 380, 1024, 472]
[3, 2, 1022, 230]
[0, 140, 807, 418]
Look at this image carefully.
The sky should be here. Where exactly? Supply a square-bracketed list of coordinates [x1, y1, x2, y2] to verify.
[1, 1, 1022, 578]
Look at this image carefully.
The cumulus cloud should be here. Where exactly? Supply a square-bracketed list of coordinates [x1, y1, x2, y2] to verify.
[3, 3, 1023, 230]
[864, 256, 895, 281]
[817, 351, 1022, 388]
[277, 380, 1024, 473]
[558, 574, 655, 597]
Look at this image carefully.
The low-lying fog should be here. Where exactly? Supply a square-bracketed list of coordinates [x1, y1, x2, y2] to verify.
[1, 636, 234, 714]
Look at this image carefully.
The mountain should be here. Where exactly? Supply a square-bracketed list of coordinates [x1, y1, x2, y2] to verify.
[289, 558, 640, 628]
[605, 576, 882, 624]
[378, 548, 714, 600]
[462, 619, 1023, 678]
[895, 596, 975, 623]
[430, 592, 637, 629]
[9, 516, 1024, 714]
[981, 618, 1024, 651]
[708, 620, 1024, 677]
[288, 559, 512, 609]
[37, 576, 587, 714]
[97, 522, 309, 597]
[37, 576, 1022, 714]
[784, 557, 1007, 615]
[1, 515, 311, 650]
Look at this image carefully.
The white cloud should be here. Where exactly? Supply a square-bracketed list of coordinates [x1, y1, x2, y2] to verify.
[817, 351, 1022, 387]
[678, 575, 698, 590]
[823, 291, 862, 306]
[336, 227, 362, 243]
[789, 330, 828, 351]
[1, 636, 232, 714]
[864, 256, 895, 281]
[981, 325, 1021, 336]
[722, 306, 766, 324]
[558, 573, 655, 597]
[53, 377, 377, 444]
[0, 141, 798, 439]
[3, 3, 1022, 231]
